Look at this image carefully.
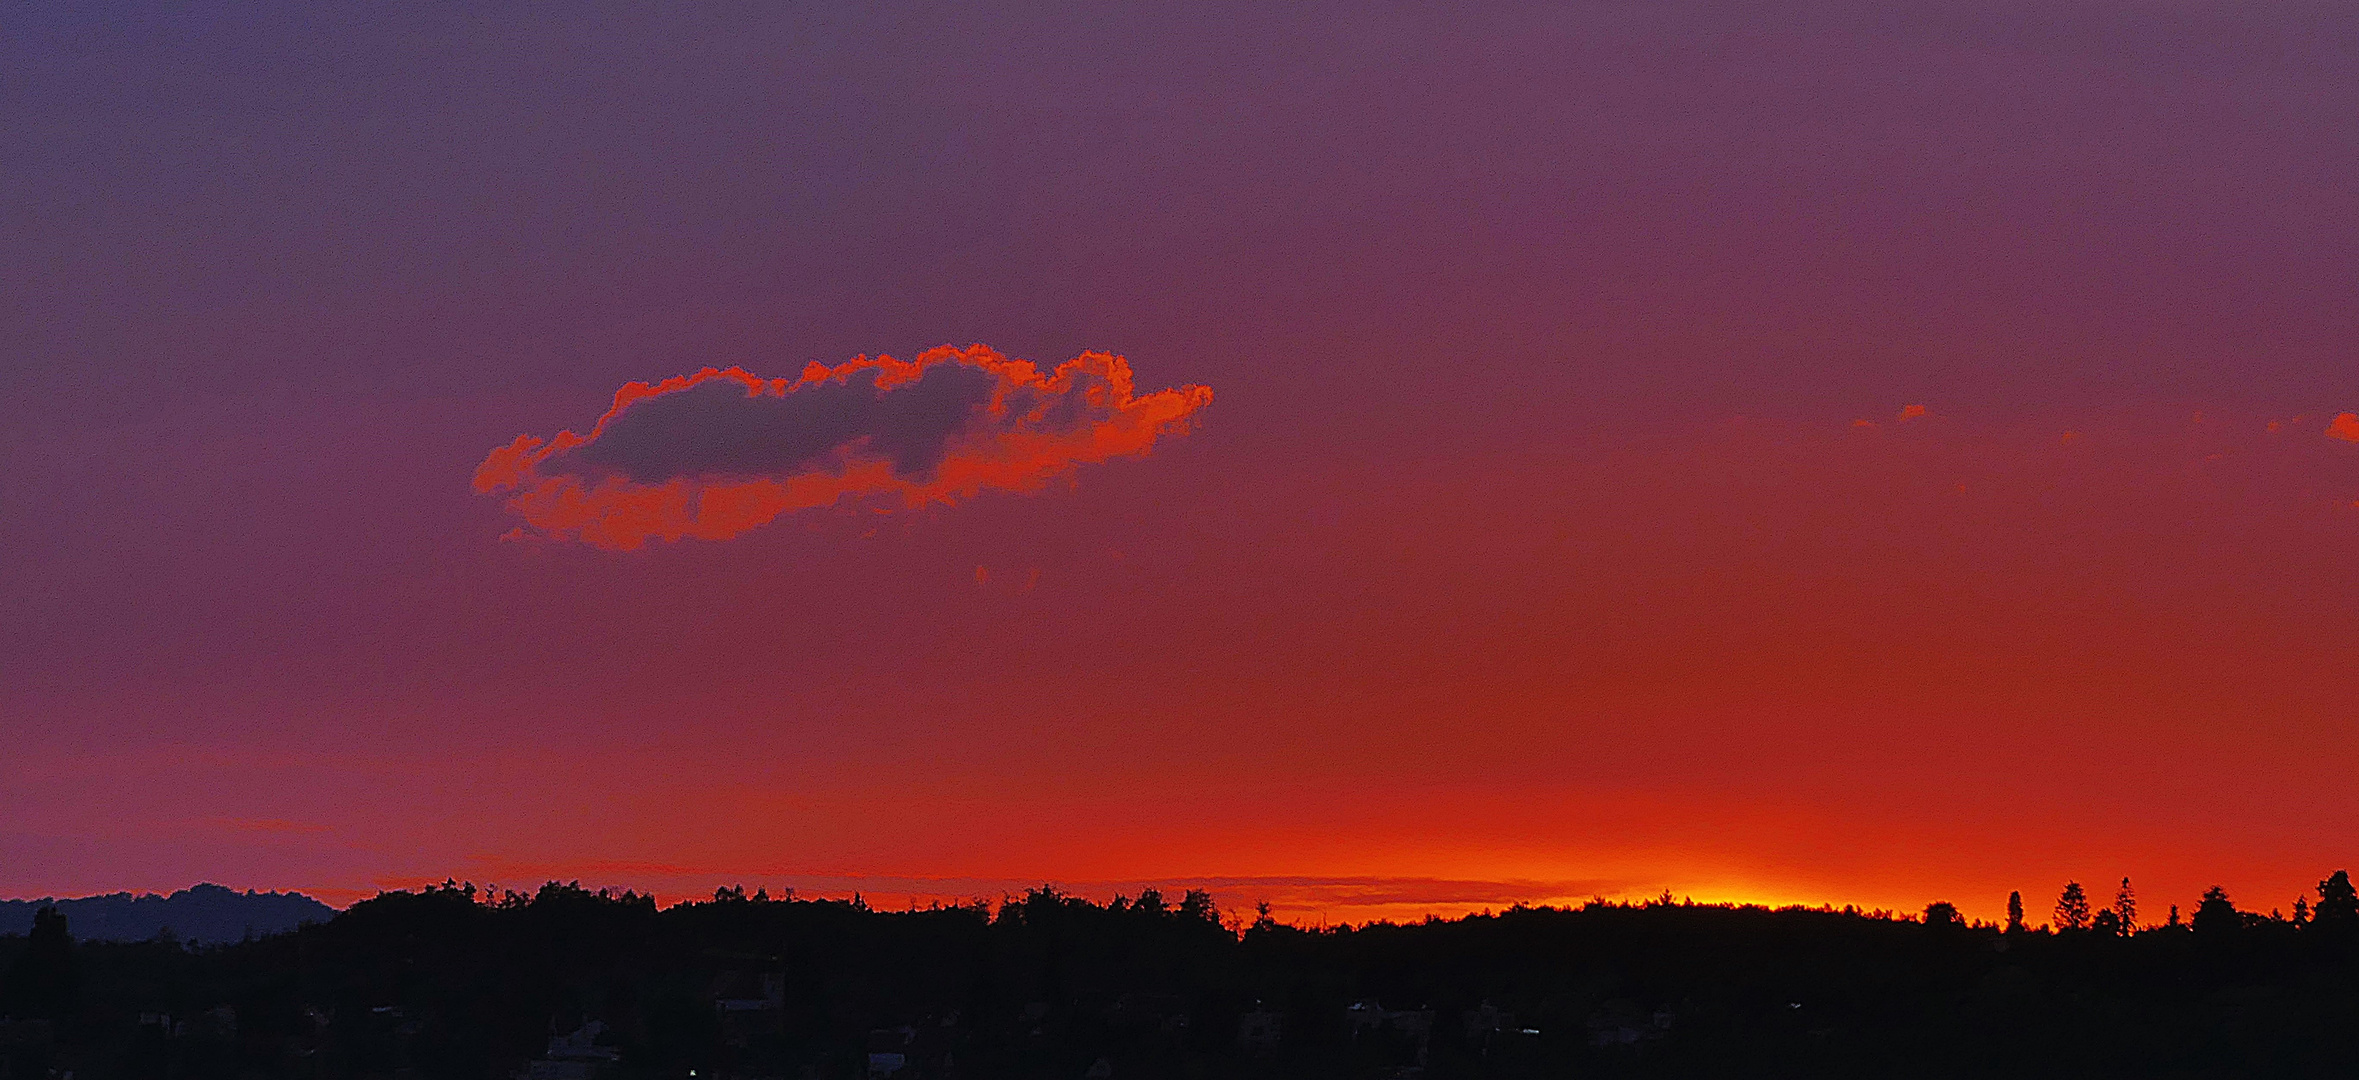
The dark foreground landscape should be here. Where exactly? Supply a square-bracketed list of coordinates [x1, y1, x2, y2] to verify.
[8, 877, 2359, 1079]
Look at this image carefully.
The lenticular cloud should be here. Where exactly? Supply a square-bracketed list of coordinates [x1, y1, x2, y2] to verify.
[473, 345, 1213, 549]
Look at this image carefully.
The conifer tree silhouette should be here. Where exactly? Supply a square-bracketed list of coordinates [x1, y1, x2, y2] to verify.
[2315, 870, 2358, 934]
[2, 905, 79, 1020]
[2194, 886, 2240, 935]
[2054, 882, 2091, 931]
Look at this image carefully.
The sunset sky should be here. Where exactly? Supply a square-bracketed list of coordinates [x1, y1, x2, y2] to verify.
[6, 1, 2358, 925]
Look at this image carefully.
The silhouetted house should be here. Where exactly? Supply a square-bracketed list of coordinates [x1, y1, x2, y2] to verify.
[1237, 1008, 1282, 1050]
[196, 1004, 238, 1041]
[140, 1008, 236, 1044]
[1586, 1002, 1672, 1047]
[370, 1003, 424, 1041]
[0, 1019, 52, 1053]
[1463, 1002, 1510, 1040]
[1102, 992, 1190, 1051]
[867, 1026, 915, 1077]
[711, 970, 786, 1052]
[1348, 1002, 1435, 1066]
[714, 971, 786, 1013]
[281, 1006, 334, 1078]
[1388, 1009, 1435, 1039]
[519, 1020, 621, 1080]
[1347, 1001, 1434, 1038]
[1464, 1001, 1523, 1058]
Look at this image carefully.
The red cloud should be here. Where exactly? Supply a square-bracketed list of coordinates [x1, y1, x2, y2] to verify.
[2329, 412, 2359, 442]
[473, 345, 1212, 549]
[1897, 404, 1928, 420]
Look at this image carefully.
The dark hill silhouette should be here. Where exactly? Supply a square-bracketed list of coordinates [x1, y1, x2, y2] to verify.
[10, 876, 2359, 1078]
[0, 883, 333, 943]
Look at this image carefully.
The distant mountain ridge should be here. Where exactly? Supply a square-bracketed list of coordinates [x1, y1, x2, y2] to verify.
[0, 883, 335, 942]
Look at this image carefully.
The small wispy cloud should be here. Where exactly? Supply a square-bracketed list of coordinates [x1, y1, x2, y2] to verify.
[474, 345, 1212, 549]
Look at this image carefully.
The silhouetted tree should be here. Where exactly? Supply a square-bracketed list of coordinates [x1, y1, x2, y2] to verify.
[2315, 870, 2359, 934]
[2, 905, 79, 1020]
[1177, 888, 1221, 923]
[2055, 882, 2091, 931]
[2194, 886, 2240, 935]
[2111, 878, 2137, 935]
[2005, 891, 2026, 935]
[1923, 901, 1962, 929]
[2090, 909, 2122, 937]
[2293, 897, 2311, 926]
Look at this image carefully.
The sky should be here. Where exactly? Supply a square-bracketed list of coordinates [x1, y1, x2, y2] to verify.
[4, 0, 2358, 925]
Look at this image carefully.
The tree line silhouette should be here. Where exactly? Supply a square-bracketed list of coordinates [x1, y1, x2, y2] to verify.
[6, 872, 2359, 1078]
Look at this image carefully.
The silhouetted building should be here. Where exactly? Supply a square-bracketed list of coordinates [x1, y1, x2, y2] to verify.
[1238, 1008, 1282, 1050]
[1464, 1001, 1514, 1042]
[1346, 1001, 1435, 1066]
[519, 1020, 620, 1080]
[866, 1025, 915, 1077]
[1587, 1002, 1673, 1046]
[0, 1019, 53, 1052]
[714, 971, 786, 1013]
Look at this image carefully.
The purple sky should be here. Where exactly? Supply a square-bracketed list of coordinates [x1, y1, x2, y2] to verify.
[5, 1, 2358, 921]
